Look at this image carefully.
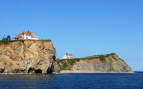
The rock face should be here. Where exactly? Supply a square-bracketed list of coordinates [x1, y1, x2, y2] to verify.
[0, 40, 56, 74]
[57, 53, 134, 73]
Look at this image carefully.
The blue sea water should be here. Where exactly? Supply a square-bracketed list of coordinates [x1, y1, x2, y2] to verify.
[0, 72, 142, 89]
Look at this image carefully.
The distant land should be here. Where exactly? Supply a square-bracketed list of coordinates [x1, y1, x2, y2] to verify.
[55, 53, 134, 73]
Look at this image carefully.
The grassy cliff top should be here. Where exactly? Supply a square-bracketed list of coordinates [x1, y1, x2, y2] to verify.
[56, 53, 119, 70]
[0, 40, 52, 45]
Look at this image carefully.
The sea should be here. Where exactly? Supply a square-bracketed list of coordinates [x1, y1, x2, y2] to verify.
[0, 72, 142, 89]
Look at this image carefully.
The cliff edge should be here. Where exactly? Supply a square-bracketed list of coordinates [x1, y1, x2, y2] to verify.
[0, 40, 56, 74]
[56, 53, 134, 73]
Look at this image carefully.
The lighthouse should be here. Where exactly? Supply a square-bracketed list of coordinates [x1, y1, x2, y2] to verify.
[63, 53, 75, 59]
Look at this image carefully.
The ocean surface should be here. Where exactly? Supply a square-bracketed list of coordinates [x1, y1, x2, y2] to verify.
[0, 72, 142, 89]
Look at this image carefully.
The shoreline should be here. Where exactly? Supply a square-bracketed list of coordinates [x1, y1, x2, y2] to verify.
[56, 72, 135, 74]
[57, 70, 135, 74]
[0, 72, 135, 75]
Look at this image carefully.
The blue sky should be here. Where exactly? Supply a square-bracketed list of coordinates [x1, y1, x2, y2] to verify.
[0, 0, 143, 71]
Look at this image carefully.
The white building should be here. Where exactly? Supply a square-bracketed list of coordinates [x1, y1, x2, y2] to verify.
[15, 32, 38, 40]
[63, 53, 75, 59]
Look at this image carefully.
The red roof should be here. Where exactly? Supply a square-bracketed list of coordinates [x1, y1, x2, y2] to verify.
[16, 32, 38, 38]
[66, 54, 73, 56]
[17, 34, 23, 38]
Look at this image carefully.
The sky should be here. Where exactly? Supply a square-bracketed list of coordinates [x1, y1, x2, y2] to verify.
[0, 0, 143, 71]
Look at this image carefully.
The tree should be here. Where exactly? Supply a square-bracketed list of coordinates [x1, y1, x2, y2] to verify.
[2, 35, 11, 41]
[7, 35, 11, 41]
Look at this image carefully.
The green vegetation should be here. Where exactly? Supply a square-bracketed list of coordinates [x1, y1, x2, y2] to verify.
[57, 53, 119, 70]
[99, 55, 106, 62]
[0, 40, 17, 45]
[0, 40, 52, 45]
[82, 53, 117, 62]
[56, 59, 80, 70]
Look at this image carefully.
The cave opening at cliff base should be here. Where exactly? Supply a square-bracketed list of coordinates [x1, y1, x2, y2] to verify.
[35, 69, 42, 74]
[28, 68, 35, 73]
[0, 69, 4, 73]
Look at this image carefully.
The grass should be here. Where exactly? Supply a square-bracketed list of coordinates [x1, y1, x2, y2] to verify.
[0, 40, 52, 45]
[56, 59, 80, 70]
[56, 53, 119, 70]
[0, 40, 17, 44]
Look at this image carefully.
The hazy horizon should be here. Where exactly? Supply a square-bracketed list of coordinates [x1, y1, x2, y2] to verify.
[0, 0, 143, 71]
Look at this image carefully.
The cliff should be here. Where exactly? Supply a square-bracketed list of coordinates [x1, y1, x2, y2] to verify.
[56, 53, 134, 73]
[0, 40, 56, 74]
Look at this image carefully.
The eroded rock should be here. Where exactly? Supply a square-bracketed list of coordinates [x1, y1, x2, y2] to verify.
[57, 53, 134, 73]
[0, 40, 56, 74]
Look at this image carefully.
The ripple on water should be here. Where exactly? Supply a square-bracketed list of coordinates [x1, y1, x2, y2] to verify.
[0, 73, 142, 89]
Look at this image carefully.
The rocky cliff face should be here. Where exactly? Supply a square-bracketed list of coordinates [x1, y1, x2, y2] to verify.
[0, 40, 56, 74]
[57, 53, 134, 73]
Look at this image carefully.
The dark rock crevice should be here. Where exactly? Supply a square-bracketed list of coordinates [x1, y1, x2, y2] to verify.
[47, 56, 56, 74]
[0, 69, 4, 73]
[28, 67, 35, 73]
[35, 69, 42, 74]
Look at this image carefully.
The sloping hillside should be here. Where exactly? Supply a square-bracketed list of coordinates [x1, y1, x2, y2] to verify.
[56, 53, 134, 73]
